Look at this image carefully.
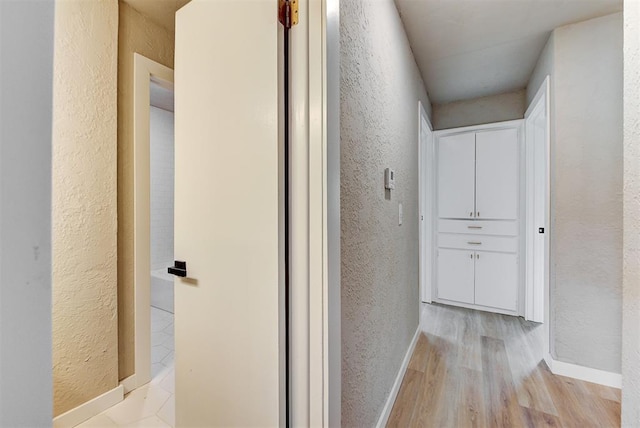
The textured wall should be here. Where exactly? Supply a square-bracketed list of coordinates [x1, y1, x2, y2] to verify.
[52, 0, 119, 416]
[0, 1, 54, 425]
[552, 13, 623, 373]
[150, 106, 175, 271]
[118, 1, 175, 379]
[622, 0, 640, 423]
[432, 89, 526, 130]
[527, 35, 555, 106]
[340, 0, 430, 425]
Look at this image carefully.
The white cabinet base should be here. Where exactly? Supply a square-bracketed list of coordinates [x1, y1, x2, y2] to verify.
[432, 297, 519, 317]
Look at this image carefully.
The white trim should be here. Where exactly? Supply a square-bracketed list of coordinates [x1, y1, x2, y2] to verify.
[524, 76, 551, 358]
[524, 76, 550, 325]
[133, 53, 174, 389]
[419, 101, 434, 304]
[433, 118, 524, 137]
[119, 374, 137, 395]
[289, 0, 331, 425]
[52, 385, 124, 428]
[325, 0, 342, 425]
[433, 297, 519, 317]
[375, 327, 421, 428]
[544, 354, 621, 389]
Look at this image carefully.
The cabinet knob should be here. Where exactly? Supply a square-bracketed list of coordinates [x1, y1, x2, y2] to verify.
[470, 212, 473, 217]
[477, 212, 480, 217]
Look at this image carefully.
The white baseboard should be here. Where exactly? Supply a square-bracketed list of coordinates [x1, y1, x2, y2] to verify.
[53, 385, 124, 428]
[544, 353, 621, 389]
[119, 374, 137, 395]
[375, 326, 421, 428]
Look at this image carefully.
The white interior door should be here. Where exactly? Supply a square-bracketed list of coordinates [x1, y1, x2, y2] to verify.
[474, 251, 518, 311]
[475, 129, 519, 220]
[437, 248, 475, 304]
[174, 1, 284, 426]
[437, 132, 476, 219]
[419, 102, 434, 303]
[525, 77, 550, 324]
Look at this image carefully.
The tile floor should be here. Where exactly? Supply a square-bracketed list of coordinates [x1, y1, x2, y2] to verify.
[77, 307, 175, 428]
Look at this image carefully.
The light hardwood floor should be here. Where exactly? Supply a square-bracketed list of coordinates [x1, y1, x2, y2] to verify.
[387, 303, 620, 427]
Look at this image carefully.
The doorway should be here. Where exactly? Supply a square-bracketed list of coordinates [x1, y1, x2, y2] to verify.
[525, 76, 551, 351]
[132, 53, 174, 394]
[148, 80, 176, 385]
[419, 101, 435, 304]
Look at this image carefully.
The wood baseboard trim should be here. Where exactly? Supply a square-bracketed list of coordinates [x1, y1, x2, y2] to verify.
[53, 385, 124, 428]
[375, 326, 421, 428]
[545, 353, 621, 389]
[119, 374, 137, 395]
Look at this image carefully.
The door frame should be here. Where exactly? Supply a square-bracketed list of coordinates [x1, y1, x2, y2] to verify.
[132, 53, 174, 390]
[524, 76, 551, 353]
[289, 0, 335, 425]
[418, 101, 435, 303]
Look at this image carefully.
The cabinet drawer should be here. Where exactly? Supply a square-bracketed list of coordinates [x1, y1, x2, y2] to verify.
[438, 219, 518, 236]
[438, 233, 517, 253]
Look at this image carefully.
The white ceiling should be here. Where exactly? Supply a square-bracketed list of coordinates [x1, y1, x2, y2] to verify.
[394, 0, 622, 104]
[122, 0, 191, 32]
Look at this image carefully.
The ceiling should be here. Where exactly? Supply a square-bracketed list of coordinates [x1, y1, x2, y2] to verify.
[394, 0, 622, 104]
[122, 0, 191, 32]
[123, 0, 621, 105]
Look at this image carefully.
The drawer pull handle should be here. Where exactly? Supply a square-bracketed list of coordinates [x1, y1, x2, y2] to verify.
[468, 226, 483, 229]
[468, 241, 482, 245]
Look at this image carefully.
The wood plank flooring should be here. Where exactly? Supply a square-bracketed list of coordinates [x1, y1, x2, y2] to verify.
[387, 303, 620, 427]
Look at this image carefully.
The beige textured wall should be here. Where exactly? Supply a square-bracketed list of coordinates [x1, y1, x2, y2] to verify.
[52, 0, 119, 416]
[340, 0, 431, 425]
[552, 13, 623, 373]
[527, 14, 623, 374]
[622, 0, 640, 423]
[432, 89, 526, 130]
[118, 1, 175, 379]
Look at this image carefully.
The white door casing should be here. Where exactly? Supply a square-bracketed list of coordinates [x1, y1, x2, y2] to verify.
[525, 76, 550, 328]
[419, 101, 434, 303]
[174, 1, 284, 425]
[133, 54, 174, 389]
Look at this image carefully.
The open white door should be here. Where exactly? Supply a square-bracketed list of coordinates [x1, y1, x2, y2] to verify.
[524, 76, 550, 327]
[419, 102, 434, 303]
[174, 1, 284, 425]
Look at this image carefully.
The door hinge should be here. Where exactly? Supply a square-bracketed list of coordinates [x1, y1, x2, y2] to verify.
[279, 0, 299, 29]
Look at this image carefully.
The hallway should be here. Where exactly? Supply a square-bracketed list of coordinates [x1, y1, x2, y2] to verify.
[387, 304, 621, 427]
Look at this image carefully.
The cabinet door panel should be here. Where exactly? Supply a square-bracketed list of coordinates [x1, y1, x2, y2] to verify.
[437, 248, 475, 304]
[476, 129, 519, 220]
[474, 252, 518, 311]
[437, 133, 476, 219]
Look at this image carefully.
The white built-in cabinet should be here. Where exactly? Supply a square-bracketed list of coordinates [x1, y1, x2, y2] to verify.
[438, 128, 519, 220]
[434, 122, 522, 315]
